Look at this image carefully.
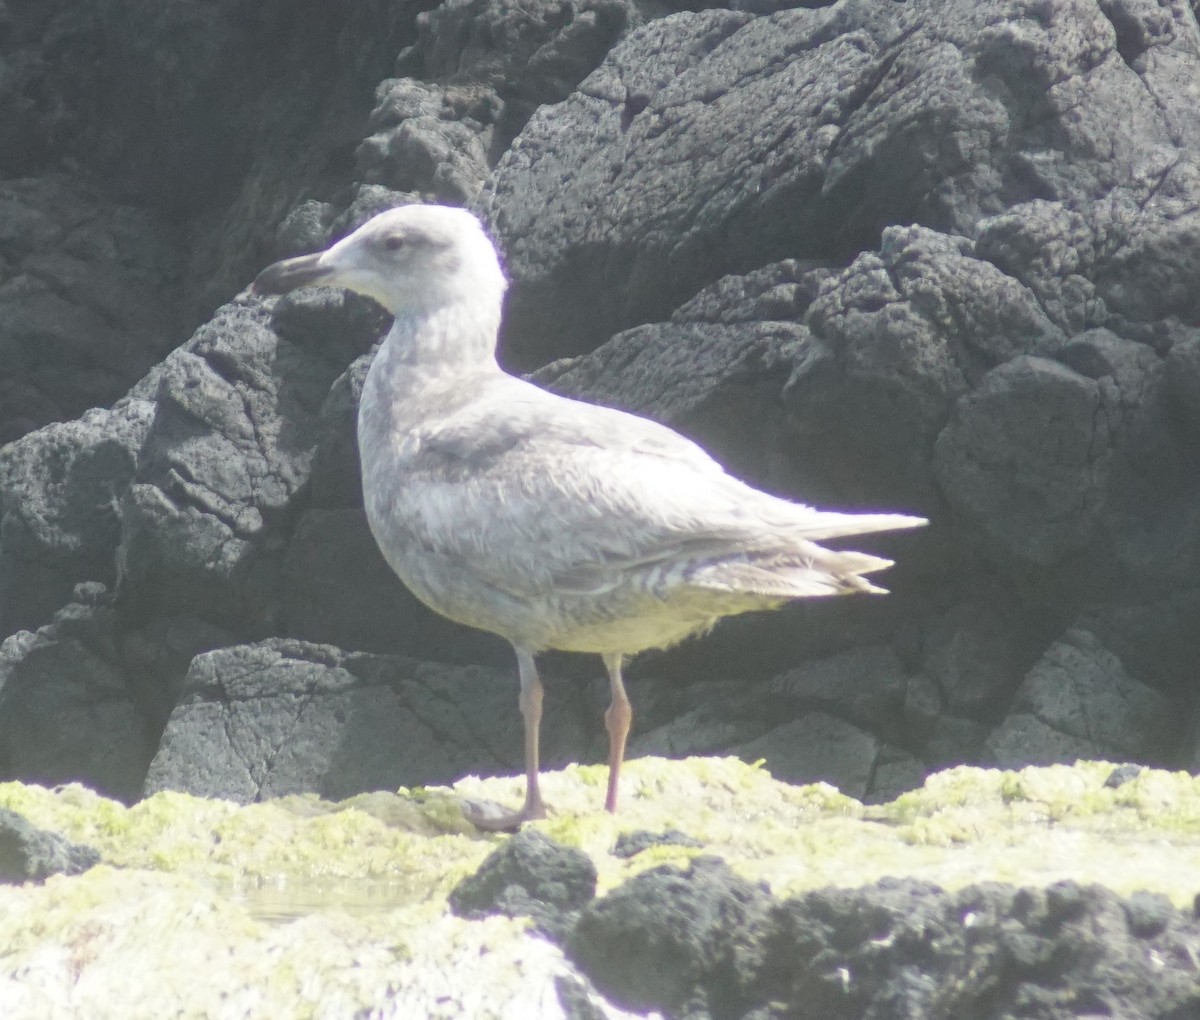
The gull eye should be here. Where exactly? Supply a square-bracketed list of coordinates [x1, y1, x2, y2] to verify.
[383, 234, 406, 252]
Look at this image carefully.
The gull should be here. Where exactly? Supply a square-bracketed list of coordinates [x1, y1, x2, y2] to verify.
[253, 204, 926, 830]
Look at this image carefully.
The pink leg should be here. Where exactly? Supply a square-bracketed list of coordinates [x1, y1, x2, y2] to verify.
[602, 653, 632, 814]
[463, 646, 548, 831]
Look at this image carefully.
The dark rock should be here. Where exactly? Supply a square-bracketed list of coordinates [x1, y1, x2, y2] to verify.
[5, 0, 1200, 833]
[0, 591, 154, 803]
[0, 176, 182, 443]
[867, 745, 927, 804]
[766, 645, 909, 737]
[484, 0, 1195, 369]
[973, 199, 1100, 336]
[357, 79, 495, 206]
[738, 712, 878, 799]
[1166, 331, 1200, 446]
[6, 0, 431, 323]
[986, 628, 1176, 768]
[567, 856, 772, 1017]
[566, 869, 1200, 1019]
[921, 713, 990, 770]
[115, 299, 348, 634]
[449, 829, 597, 941]
[754, 879, 1200, 1020]
[920, 593, 1050, 719]
[553, 972, 617, 1020]
[934, 355, 1108, 568]
[399, 0, 640, 156]
[1103, 763, 1144, 789]
[0, 398, 153, 635]
[0, 808, 100, 884]
[611, 829, 703, 859]
[791, 226, 1063, 508]
[629, 680, 771, 761]
[143, 638, 592, 803]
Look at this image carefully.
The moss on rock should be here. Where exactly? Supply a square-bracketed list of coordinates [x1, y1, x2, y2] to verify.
[2, 758, 1199, 1017]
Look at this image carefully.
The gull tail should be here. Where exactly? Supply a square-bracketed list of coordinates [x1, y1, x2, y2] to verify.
[692, 547, 899, 599]
[789, 511, 928, 542]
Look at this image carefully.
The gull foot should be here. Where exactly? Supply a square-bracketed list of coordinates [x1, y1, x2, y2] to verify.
[460, 798, 547, 832]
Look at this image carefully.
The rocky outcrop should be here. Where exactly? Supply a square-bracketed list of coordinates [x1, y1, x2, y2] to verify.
[1, 0, 1199, 832]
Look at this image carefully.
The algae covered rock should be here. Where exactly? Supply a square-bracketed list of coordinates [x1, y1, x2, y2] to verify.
[3, 758, 1200, 1018]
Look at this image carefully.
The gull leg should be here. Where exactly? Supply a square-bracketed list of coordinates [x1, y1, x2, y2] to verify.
[463, 645, 548, 831]
[602, 653, 632, 813]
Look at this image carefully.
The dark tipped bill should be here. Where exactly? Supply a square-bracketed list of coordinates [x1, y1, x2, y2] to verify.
[251, 252, 331, 296]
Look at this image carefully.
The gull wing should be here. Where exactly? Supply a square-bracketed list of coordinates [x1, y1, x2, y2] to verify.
[384, 377, 924, 601]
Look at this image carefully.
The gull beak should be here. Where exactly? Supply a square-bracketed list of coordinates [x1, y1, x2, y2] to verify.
[251, 251, 335, 296]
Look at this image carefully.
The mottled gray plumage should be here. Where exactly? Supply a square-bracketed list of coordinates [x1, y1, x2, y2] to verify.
[253, 204, 926, 829]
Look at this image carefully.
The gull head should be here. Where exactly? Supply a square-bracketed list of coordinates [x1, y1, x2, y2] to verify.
[252, 204, 507, 317]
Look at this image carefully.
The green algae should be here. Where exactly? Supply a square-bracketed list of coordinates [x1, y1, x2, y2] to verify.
[4, 758, 1200, 1018]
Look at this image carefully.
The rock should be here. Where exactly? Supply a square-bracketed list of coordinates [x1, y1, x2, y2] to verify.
[0, 398, 153, 635]
[144, 638, 592, 803]
[449, 829, 597, 941]
[934, 355, 1108, 567]
[400, 0, 639, 137]
[920, 593, 1050, 718]
[115, 299, 350, 633]
[0, 808, 100, 883]
[2, 760, 1200, 1017]
[974, 199, 1100, 335]
[0, 176, 182, 443]
[484, 0, 1200, 367]
[567, 856, 772, 1016]
[0, 590, 153, 803]
[5, 0, 1200, 833]
[1076, 590, 1200, 714]
[866, 745, 927, 804]
[921, 713, 991, 770]
[357, 79, 496, 206]
[738, 712, 879, 799]
[1166, 332, 1200, 446]
[986, 628, 1176, 767]
[610, 829, 703, 859]
[790, 226, 1063, 507]
[628, 680, 771, 761]
[1104, 763, 1144, 789]
[766, 645, 909, 737]
[755, 879, 1200, 1020]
